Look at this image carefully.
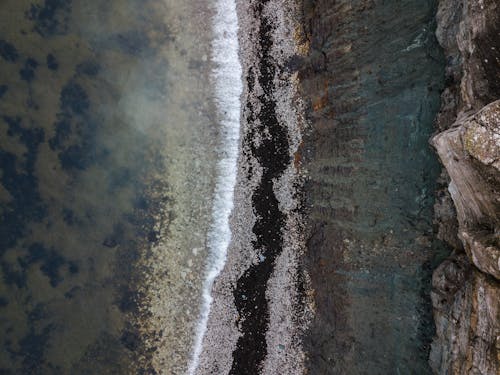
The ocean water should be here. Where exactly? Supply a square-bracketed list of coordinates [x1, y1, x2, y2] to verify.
[0, 0, 229, 373]
[0, 0, 450, 373]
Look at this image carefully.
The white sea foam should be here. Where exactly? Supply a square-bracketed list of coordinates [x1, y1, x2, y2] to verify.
[186, 0, 242, 374]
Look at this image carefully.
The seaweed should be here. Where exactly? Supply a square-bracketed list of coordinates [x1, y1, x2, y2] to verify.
[27, 303, 47, 322]
[0, 260, 27, 288]
[18, 324, 54, 374]
[48, 81, 104, 171]
[114, 30, 150, 56]
[68, 261, 78, 274]
[17, 243, 68, 287]
[27, 0, 72, 36]
[48, 115, 71, 150]
[0, 116, 46, 254]
[0, 40, 18, 62]
[64, 285, 81, 299]
[58, 144, 86, 170]
[230, 2, 290, 373]
[133, 196, 149, 210]
[46, 53, 58, 70]
[116, 289, 138, 313]
[4, 115, 45, 174]
[76, 60, 100, 76]
[103, 224, 124, 249]
[40, 255, 66, 287]
[0, 229, 69, 290]
[120, 330, 140, 351]
[19, 58, 39, 83]
[62, 207, 75, 225]
[108, 167, 132, 191]
[60, 81, 89, 114]
[0, 85, 8, 98]
[0, 297, 8, 307]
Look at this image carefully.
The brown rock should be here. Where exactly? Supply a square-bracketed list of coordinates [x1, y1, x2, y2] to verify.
[461, 230, 500, 281]
[431, 0, 500, 373]
[430, 253, 500, 375]
[432, 104, 499, 229]
[462, 101, 500, 172]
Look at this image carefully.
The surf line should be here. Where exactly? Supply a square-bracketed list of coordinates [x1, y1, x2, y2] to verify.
[186, 0, 242, 374]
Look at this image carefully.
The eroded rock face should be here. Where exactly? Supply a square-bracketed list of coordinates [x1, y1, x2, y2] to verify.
[433, 101, 499, 234]
[431, 0, 500, 373]
[462, 102, 500, 172]
[298, 0, 445, 373]
[430, 254, 499, 375]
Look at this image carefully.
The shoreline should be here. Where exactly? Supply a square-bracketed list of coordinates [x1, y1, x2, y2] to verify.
[194, 1, 310, 373]
[187, 0, 242, 372]
[136, 0, 499, 374]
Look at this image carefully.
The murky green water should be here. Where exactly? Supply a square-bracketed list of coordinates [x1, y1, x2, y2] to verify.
[0, 0, 217, 373]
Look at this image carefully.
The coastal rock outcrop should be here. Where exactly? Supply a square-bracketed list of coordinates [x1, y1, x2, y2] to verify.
[297, 0, 445, 373]
[430, 0, 500, 373]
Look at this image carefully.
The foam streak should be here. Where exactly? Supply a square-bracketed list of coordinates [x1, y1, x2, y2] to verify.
[186, 0, 242, 373]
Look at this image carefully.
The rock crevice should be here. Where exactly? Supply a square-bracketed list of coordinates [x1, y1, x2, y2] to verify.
[430, 0, 500, 373]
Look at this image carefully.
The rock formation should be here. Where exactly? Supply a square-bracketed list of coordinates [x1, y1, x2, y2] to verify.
[430, 0, 499, 373]
[297, 0, 444, 373]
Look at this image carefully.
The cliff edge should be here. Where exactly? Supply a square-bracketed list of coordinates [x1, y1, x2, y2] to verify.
[430, 0, 500, 373]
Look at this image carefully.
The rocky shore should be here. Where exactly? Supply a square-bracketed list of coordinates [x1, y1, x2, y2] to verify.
[195, 1, 311, 374]
[430, 0, 499, 373]
[296, 0, 445, 373]
[3, 0, 496, 373]
[194, 0, 499, 374]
